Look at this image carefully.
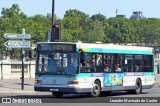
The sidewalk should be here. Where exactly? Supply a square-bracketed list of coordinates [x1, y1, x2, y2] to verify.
[0, 74, 160, 95]
[155, 74, 160, 84]
[0, 78, 49, 95]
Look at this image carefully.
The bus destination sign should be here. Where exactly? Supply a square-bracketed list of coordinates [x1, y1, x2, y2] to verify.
[38, 44, 76, 52]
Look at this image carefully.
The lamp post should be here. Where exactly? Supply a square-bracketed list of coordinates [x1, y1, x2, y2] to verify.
[51, 0, 55, 42]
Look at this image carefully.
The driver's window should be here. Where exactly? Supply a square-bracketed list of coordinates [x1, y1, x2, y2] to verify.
[39, 54, 48, 72]
[48, 54, 57, 72]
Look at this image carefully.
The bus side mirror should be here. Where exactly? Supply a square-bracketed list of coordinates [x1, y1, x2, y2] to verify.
[79, 49, 85, 66]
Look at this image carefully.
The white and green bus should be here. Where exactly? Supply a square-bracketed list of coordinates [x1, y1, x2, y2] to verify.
[34, 42, 155, 97]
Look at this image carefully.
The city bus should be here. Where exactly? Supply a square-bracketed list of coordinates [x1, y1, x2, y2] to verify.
[34, 42, 155, 97]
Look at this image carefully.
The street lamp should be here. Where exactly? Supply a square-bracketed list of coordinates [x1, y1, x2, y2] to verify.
[51, 0, 55, 42]
[51, 0, 60, 42]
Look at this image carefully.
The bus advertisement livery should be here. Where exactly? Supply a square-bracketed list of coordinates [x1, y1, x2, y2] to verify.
[34, 42, 155, 97]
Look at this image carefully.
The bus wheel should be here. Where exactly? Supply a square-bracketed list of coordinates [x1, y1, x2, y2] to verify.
[89, 80, 101, 97]
[134, 79, 142, 94]
[52, 92, 63, 98]
[127, 79, 142, 94]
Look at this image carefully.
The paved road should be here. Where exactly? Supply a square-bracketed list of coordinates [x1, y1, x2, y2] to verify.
[1, 90, 160, 103]
[0, 74, 160, 102]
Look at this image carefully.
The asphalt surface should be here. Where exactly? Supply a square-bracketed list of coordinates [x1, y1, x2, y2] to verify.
[0, 74, 160, 104]
[0, 74, 160, 96]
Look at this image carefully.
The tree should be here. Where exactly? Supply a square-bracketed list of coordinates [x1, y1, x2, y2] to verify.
[90, 13, 106, 24]
[1, 4, 26, 19]
[0, 4, 28, 59]
[62, 9, 89, 42]
[22, 15, 49, 43]
[2, 5, 160, 60]
[142, 19, 160, 45]
[104, 18, 131, 44]
[85, 19, 105, 43]
[0, 17, 6, 59]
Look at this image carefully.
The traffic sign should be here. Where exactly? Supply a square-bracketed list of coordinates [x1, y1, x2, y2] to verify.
[4, 33, 31, 39]
[4, 40, 31, 48]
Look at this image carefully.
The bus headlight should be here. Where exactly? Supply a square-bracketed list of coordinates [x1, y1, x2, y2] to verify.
[35, 80, 42, 84]
[68, 81, 79, 85]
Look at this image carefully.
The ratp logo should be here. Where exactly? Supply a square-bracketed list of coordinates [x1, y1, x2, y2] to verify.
[2, 98, 11, 103]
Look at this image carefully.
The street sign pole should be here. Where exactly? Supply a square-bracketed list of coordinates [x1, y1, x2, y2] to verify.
[21, 48, 24, 90]
[21, 29, 25, 90]
[4, 29, 31, 90]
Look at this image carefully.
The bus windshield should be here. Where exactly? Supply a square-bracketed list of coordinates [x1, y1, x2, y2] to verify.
[37, 52, 79, 75]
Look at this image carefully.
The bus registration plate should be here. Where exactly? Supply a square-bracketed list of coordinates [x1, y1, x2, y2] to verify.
[50, 89, 58, 91]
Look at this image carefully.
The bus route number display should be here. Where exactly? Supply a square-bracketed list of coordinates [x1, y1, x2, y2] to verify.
[38, 44, 76, 52]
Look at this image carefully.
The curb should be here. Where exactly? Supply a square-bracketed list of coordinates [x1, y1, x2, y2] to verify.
[0, 90, 50, 94]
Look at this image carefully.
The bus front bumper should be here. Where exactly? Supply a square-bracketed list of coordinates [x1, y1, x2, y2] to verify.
[34, 86, 92, 94]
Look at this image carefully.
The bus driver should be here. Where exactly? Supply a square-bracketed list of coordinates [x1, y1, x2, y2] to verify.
[60, 54, 78, 74]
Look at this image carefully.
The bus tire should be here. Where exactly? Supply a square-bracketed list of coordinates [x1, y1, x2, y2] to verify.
[52, 92, 63, 98]
[127, 79, 142, 94]
[89, 80, 101, 97]
[134, 79, 142, 94]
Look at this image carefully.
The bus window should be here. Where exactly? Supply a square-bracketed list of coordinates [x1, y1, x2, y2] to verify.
[114, 54, 123, 72]
[80, 53, 92, 72]
[95, 54, 103, 72]
[124, 55, 133, 72]
[104, 54, 123, 72]
[104, 54, 114, 72]
[48, 54, 57, 73]
[115, 64, 121, 72]
[104, 64, 111, 72]
[134, 55, 143, 72]
[144, 55, 152, 72]
[80, 53, 103, 73]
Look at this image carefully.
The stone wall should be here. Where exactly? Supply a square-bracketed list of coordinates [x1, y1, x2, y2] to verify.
[0, 61, 35, 79]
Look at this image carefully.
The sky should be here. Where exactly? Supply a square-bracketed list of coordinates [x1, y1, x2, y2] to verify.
[0, 0, 160, 19]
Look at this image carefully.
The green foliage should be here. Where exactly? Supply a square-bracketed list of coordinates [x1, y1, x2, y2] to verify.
[90, 13, 106, 24]
[62, 9, 89, 42]
[1, 4, 26, 19]
[1, 4, 160, 60]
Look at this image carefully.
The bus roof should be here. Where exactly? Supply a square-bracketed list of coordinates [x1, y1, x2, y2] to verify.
[36, 42, 154, 55]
